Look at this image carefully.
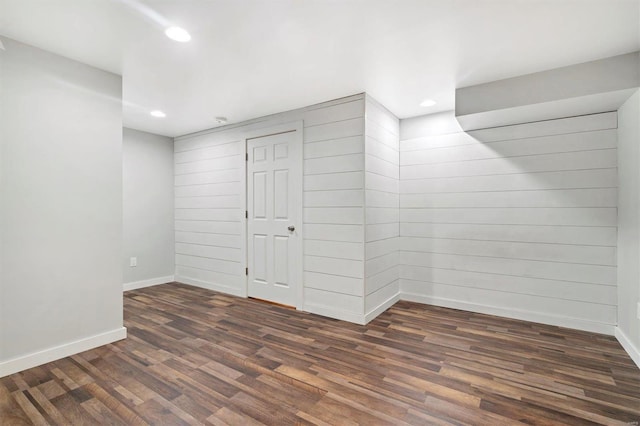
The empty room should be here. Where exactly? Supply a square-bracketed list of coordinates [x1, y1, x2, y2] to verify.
[1, 0, 640, 424]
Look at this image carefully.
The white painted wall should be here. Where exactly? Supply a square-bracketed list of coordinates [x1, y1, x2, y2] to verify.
[0, 37, 125, 376]
[617, 90, 640, 367]
[399, 111, 618, 335]
[123, 128, 175, 290]
[364, 96, 400, 320]
[174, 95, 367, 323]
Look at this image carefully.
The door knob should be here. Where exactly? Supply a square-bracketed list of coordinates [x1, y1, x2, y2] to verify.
[288, 225, 295, 232]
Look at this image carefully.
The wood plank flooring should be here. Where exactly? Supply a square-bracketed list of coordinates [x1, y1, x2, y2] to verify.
[1, 282, 639, 425]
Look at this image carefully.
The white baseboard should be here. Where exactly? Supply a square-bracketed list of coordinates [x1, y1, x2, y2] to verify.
[175, 275, 245, 298]
[400, 292, 615, 336]
[303, 303, 366, 325]
[123, 275, 175, 291]
[364, 292, 400, 324]
[0, 327, 127, 378]
[615, 327, 640, 369]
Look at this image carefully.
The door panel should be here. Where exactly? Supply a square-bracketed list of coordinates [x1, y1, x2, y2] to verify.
[247, 130, 300, 307]
[274, 170, 288, 219]
[274, 236, 289, 287]
[253, 172, 267, 218]
[253, 234, 267, 283]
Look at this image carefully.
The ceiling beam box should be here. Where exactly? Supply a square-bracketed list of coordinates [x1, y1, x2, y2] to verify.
[455, 52, 640, 131]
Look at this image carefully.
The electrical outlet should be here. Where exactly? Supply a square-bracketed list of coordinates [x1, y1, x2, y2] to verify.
[637, 302, 640, 320]
[130, 257, 137, 267]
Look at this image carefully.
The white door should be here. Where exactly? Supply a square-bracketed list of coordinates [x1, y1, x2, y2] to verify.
[246, 129, 302, 307]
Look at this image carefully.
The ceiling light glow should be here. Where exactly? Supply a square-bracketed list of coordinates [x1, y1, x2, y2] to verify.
[165, 26, 191, 42]
[420, 99, 437, 107]
[150, 110, 166, 118]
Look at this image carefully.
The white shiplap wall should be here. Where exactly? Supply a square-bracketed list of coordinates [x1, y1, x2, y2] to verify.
[174, 127, 245, 295]
[302, 98, 365, 323]
[364, 96, 400, 321]
[399, 112, 618, 334]
[174, 94, 367, 323]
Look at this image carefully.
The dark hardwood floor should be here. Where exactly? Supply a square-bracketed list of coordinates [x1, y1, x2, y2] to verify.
[1, 282, 639, 425]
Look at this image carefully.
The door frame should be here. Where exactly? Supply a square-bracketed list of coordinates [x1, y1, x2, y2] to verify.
[241, 121, 304, 309]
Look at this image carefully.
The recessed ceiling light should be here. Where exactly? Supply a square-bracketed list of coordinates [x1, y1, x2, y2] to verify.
[420, 99, 437, 107]
[150, 110, 166, 118]
[165, 26, 191, 42]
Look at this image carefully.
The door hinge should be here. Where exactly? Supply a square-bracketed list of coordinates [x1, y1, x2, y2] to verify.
[246, 153, 248, 161]
[245, 210, 248, 219]
[245, 267, 248, 276]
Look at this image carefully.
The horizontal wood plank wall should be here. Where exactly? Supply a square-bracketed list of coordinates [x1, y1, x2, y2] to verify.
[364, 96, 400, 321]
[174, 94, 366, 322]
[174, 127, 245, 295]
[302, 97, 365, 322]
[399, 112, 618, 334]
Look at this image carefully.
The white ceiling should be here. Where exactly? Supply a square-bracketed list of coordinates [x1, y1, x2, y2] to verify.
[1, 0, 638, 137]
